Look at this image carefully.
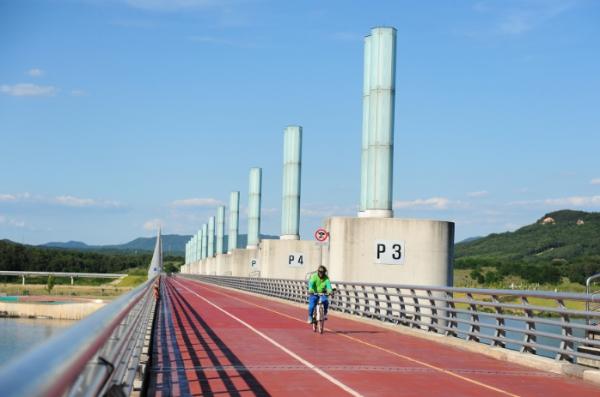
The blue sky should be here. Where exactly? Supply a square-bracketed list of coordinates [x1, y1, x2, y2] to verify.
[1, 0, 598, 245]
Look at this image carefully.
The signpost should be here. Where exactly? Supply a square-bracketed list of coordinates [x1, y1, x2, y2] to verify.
[315, 229, 329, 268]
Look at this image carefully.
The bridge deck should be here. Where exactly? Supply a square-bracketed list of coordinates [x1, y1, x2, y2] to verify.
[148, 277, 600, 396]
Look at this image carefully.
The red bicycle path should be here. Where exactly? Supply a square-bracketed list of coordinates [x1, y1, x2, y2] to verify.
[147, 276, 600, 397]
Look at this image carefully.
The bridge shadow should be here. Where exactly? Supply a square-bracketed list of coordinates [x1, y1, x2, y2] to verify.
[147, 283, 192, 396]
[169, 284, 271, 397]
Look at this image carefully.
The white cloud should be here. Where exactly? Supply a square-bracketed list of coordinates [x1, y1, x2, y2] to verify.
[143, 219, 163, 230]
[510, 195, 600, 207]
[28, 69, 45, 77]
[590, 179, 600, 185]
[504, 222, 521, 230]
[1, 83, 58, 97]
[300, 203, 358, 218]
[467, 190, 489, 198]
[393, 197, 465, 210]
[10, 220, 25, 227]
[261, 208, 277, 217]
[167, 198, 226, 208]
[70, 90, 90, 97]
[0, 192, 125, 208]
[474, 1, 576, 35]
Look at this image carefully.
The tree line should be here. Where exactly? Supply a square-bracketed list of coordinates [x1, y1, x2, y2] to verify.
[0, 240, 182, 282]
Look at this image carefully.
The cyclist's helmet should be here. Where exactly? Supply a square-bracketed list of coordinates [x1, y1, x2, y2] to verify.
[317, 265, 327, 277]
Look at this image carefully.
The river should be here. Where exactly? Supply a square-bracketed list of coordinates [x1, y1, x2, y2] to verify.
[0, 317, 74, 367]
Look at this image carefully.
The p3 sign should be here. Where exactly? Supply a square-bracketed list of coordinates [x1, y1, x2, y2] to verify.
[374, 239, 405, 265]
[287, 252, 306, 268]
[250, 258, 259, 269]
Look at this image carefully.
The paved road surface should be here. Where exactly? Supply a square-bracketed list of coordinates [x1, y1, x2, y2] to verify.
[147, 277, 600, 396]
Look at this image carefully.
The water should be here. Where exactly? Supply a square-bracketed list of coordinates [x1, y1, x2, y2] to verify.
[0, 317, 74, 367]
[453, 313, 587, 360]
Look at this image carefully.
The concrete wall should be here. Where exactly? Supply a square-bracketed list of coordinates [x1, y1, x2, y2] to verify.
[260, 240, 323, 279]
[231, 249, 256, 277]
[206, 257, 217, 275]
[323, 217, 454, 287]
[216, 254, 232, 276]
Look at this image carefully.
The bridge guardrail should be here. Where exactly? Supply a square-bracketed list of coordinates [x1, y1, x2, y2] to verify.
[0, 276, 158, 397]
[0, 270, 125, 278]
[179, 274, 600, 364]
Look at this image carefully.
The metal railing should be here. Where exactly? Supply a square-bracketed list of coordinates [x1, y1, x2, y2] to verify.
[0, 271, 125, 278]
[178, 274, 600, 364]
[0, 276, 158, 397]
[305, 270, 317, 280]
[587, 273, 600, 324]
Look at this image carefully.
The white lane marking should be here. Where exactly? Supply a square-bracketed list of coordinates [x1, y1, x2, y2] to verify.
[172, 279, 363, 397]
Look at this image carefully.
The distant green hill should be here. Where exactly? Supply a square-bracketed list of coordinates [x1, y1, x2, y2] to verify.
[41, 233, 280, 256]
[455, 210, 600, 262]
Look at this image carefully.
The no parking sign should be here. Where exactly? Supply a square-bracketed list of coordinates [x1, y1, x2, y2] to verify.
[315, 229, 328, 246]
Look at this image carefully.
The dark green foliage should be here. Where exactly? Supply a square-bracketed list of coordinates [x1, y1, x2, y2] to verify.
[163, 255, 184, 262]
[455, 256, 596, 285]
[454, 210, 600, 285]
[163, 262, 180, 274]
[0, 240, 152, 282]
[455, 210, 600, 262]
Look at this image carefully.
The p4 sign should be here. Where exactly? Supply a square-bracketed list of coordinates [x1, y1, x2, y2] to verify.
[374, 239, 405, 265]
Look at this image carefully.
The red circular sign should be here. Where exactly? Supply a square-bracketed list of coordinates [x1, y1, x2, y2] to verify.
[315, 229, 328, 242]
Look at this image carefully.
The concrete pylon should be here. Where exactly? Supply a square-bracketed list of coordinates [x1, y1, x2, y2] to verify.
[281, 126, 302, 240]
[365, 27, 397, 218]
[216, 206, 225, 255]
[199, 229, 202, 262]
[228, 191, 240, 253]
[208, 216, 215, 258]
[247, 168, 262, 249]
[202, 223, 208, 259]
[359, 35, 371, 217]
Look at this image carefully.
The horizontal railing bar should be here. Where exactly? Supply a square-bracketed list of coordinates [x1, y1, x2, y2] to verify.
[0, 270, 125, 278]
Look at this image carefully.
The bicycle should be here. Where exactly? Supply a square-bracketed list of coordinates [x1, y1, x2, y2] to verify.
[310, 289, 335, 334]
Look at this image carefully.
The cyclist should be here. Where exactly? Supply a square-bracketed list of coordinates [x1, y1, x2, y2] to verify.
[307, 265, 333, 323]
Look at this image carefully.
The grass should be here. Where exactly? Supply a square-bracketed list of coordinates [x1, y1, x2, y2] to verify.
[116, 276, 147, 288]
[0, 283, 134, 300]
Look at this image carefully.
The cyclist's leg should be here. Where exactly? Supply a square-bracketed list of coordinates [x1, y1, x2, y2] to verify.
[308, 294, 317, 318]
[322, 295, 329, 315]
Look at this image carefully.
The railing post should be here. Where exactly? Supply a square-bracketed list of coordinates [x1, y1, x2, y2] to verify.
[362, 286, 370, 317]
[383, 287, 393, 322]
[466, 293, 480, 342]
[556, 299, 574, 362]
[491, 295, 505, 348]
[372, 286, 382, 321]
[445, 291, 457, 337]
[411, 289, 421, 329]
[426, 290, 438, 333]
[520, 297, 537, 354]
[395, 288, 407, 325]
